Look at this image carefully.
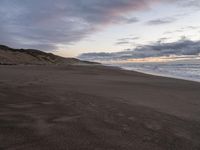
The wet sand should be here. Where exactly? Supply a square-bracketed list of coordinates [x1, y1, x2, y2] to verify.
[0, 65, 200, 150]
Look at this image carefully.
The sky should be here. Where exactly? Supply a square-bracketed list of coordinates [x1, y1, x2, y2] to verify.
[0, 0, 200, 62]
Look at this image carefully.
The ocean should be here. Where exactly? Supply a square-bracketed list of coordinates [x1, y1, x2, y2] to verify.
[107, 60, 200, 83]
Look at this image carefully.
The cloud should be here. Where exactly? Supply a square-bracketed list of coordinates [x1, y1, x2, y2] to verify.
[122, 17, 139, 24]
[182, 26, 200, 30]
[180, 0, 200, 8]
[118, 37, 140, 41]
[79, 39, 200, 61]
[0, 0, 198, 51]
[115, 37, 140, 45]
[0, 0, 190, 51]
[146, 17, 176, 25]
[111, 16, 139, 24]
[163, 26, 200, 36]
[0, 0, 160, 50]
[116, 41, 131, 45]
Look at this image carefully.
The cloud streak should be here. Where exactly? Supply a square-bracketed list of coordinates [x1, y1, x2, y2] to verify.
[146, 17, 177, 25]
[115, 37, 140, 45]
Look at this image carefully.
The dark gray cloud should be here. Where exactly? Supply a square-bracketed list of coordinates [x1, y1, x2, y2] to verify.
[0, 0, 197, 51]
[79, 39, 200, 61]
[112, 16, 139, 24]
[0, 0, 192, 51]
[160, 37, 169, 41]
[146, 17, 176, 25]
[116, 41, 131, 45]
[0, 0, 159, 50]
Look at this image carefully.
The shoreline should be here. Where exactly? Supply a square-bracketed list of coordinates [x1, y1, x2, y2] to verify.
[121, 66, 200, 83]
[1, 62, 200, 83]
[104, 63, 200, 83]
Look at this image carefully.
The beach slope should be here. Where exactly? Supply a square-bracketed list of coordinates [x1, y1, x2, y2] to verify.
[0, 65, 200, 150]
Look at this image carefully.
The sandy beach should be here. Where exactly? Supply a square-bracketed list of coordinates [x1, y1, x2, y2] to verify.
[0, 65, 200, 150]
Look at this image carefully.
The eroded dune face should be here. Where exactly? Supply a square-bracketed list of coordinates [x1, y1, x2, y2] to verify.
[0, 49, 44, 65]
[0, 45, 92, 65]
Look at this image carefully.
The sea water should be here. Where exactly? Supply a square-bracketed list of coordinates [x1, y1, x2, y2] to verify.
[107, 60, 200, 83]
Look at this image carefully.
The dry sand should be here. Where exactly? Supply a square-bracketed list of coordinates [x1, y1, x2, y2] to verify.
[0, 65, 200, 150]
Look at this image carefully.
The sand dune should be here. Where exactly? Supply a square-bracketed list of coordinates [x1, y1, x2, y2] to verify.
[0, 45, 95, 65]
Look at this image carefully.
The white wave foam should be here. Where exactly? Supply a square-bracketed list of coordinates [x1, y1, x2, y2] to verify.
[107, 61, 200, 83]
